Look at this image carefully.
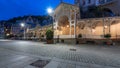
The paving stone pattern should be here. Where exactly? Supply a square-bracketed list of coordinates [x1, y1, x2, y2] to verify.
[0, 40, 120, 68]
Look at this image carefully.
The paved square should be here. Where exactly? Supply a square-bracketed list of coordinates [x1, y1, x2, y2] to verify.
[0, 40, 120, 68]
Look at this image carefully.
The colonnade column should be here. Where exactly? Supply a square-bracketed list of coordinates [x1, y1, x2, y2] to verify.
[74, 9, 77, 37]
[108, 18, 111, 34]
[69, 10, 72, 35]
[103, 19, 105, 36]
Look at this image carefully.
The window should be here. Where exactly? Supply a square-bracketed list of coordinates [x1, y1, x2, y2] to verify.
[88, 0, 91, 4]
[82, 0, 85, 5]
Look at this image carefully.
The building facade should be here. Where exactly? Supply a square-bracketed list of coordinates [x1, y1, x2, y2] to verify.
[53, 1, 120, 44]
[19, 0, 120, 44]
[11, 24, 22, 36]
[75, 0, 120, 16]
[0, 22, 5, 38]
[26, 17, 53, 39]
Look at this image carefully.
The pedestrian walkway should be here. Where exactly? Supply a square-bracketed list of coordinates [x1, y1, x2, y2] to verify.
[0, 47, 118, 68]
[0, 40, 120, 68]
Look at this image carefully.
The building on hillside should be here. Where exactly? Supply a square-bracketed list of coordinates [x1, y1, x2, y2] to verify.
[97, 0, 120, 16]
[26, 23, 52, 40]
[15, 16, 40, 38]
[75, 0, 120, 16]
[11, 24, 22, 37]
[16, 16, 37, 29]
[0, 22, 5, 38]
[4, 23, 12, 38]
[25, 15, 53, 40]
[26, 23, 41, 38]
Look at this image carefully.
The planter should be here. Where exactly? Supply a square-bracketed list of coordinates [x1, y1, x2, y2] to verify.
[47, 40, 53, 44]
[103, 34, 112, 45]
[106, 40, 112, 45]
[46, 29, 53, 44]
[106, 42, 111, 45]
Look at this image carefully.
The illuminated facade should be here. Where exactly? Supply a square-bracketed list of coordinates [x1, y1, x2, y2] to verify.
[25, 0, 120, 44]
[26, 23, 52, 39]
[53, 3, 79, 39]
[53, 1, 120, 44]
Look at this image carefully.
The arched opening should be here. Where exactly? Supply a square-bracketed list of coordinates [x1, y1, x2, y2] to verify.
[92, 21, 103, 36]
[77, 23, 85, 34]
[110, 20, 120, 38]
[58, 15, 70, 35]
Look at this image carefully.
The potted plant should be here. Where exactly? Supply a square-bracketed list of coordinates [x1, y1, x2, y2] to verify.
[46, 29, 53, 44]
[104, 34, 112, 45]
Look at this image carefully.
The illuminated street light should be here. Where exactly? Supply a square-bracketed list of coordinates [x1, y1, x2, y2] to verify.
[47, 8, 53, 14]
[21, 23, 25, 27]
[20, 23, 25, 39]
[47, 7, 54, 43]
[104, 26, 108, 29]
[92, 29, 96, 33]
[6, 33, 10, 36]
[47, 7, 54, 30]
[67, 25, 69, 27]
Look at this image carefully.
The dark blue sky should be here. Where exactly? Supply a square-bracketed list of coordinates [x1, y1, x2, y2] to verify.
[0, 0, 74, 20]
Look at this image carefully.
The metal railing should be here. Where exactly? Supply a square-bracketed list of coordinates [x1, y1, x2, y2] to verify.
[54, 35, 75, 39]
[54, 34, 120, 39]
[82, 35, 103, 39]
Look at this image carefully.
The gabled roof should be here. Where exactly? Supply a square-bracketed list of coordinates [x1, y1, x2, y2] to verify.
[54, 2, 78, 13]
[55, 2, 76, 10]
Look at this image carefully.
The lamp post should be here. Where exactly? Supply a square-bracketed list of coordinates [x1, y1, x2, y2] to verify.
[20, 23, 25, 39]
[47, 8, 54, 30]
[47, 7, 54, 40]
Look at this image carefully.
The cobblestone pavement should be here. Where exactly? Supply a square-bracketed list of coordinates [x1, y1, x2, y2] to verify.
[0, 40, 120, 68]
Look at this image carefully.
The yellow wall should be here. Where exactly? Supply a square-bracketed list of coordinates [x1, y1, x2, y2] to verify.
[94, 26, 103, 35]
[111, 23, 120, 37]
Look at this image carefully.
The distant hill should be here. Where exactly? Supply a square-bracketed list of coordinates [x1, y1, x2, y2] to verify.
[0, 15, 53, 26]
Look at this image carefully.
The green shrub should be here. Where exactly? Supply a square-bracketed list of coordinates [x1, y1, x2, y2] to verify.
[46, 29, 53, 40]
[104, 34, 111, 38]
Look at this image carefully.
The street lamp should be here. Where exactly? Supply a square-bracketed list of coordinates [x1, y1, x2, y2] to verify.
[47, 8, 53, 14]
[20, 23, 25, 39]
[21, 23, 25, 27]
[47, 8, 54, 29]
[47, 8, 54, 31]
[47, 7, 54, 43]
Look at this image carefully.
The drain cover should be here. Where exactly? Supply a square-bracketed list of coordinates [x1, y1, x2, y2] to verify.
[30, 60, 50, 68]
[70, 48, 77, 51]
